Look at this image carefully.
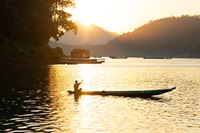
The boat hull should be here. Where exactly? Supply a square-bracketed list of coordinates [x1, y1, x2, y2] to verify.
[68, 87, 176, 97]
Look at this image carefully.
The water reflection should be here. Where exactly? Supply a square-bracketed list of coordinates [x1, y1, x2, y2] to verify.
[79, 65, 92, 91]
[0, 58, 200, 132]
[0, 65, 52, 132]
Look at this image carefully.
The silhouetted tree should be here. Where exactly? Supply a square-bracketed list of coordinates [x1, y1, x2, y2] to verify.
[0, 0, 77, 46]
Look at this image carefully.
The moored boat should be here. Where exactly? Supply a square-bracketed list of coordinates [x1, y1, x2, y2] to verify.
[110, 56, 128, 59]
[64, 58, 105, 64]
[62, 49, 105, 64]
[68, 87, 176, 97]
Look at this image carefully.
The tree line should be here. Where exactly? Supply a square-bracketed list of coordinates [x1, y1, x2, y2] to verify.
[0, 0, 77, 46]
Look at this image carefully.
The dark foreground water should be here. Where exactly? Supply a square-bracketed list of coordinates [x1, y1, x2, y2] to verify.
[0, 58, 200, 132]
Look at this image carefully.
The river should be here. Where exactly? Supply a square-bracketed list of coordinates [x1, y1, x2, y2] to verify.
[0, 58, 200, 132]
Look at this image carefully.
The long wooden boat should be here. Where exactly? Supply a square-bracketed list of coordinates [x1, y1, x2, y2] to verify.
[68, 87, 176, 97]
[61, 58, 105, 65]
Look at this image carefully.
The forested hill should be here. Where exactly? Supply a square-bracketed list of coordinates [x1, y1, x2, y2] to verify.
[108, 16, 200, 57]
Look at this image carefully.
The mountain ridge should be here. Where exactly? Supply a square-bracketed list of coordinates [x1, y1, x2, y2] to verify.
[107, 15, 200, 57]
[51, 16, 200, 57]
[57, 22, 119, 45]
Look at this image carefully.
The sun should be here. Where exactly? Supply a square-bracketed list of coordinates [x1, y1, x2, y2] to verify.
[80, 19, 92, 26]
[71, 14, 93, 26]
[66, 0, 122, 33]
[66, 0, 94, 26]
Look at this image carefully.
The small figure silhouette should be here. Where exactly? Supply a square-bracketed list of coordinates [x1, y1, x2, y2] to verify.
[74, 80, 83, 94]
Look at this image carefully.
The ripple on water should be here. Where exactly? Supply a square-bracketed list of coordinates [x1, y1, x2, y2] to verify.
[1, 60, 200, 132]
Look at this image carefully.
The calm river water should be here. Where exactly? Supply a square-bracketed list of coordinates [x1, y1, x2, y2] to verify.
[0, 58, 200, 133]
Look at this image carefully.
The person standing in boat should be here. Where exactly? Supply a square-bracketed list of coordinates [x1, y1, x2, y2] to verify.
[74, 80, 83, 94]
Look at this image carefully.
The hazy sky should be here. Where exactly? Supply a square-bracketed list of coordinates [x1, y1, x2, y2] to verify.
[69, 0, 200, 33]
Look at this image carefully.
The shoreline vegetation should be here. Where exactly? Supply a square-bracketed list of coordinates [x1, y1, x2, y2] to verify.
[1, 1, 200, 65]
[0, 0, 76, 65]
[0, 36, 64, 65]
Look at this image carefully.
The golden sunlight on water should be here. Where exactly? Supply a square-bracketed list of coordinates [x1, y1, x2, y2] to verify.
[1, 58, 200, 132]
[40, 59, 200, 132]
[79, 65, 92, 91]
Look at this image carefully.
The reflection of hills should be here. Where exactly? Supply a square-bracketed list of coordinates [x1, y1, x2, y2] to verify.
[58, 22, 119, 45]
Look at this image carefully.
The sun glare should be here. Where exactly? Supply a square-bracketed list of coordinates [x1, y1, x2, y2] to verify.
[66, 0, 200, 33]
[67, 0, 94, 26]
[66, 0, 133, 33]
[79, 65, 92, 91]
[80, 19, 92, 26]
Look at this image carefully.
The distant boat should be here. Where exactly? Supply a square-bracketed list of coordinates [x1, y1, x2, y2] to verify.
[62, 49, 105, 64]
[68, 87, 176, 98]
[63, 58, 105, 65]
[109, 56, 128, 59]
[143, 57, 172, 59]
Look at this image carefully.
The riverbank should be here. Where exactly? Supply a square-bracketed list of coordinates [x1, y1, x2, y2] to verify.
[0, 36, 64, 65]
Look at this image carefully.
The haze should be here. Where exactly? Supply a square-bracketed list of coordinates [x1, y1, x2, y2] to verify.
[69, 0, 200, 33]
